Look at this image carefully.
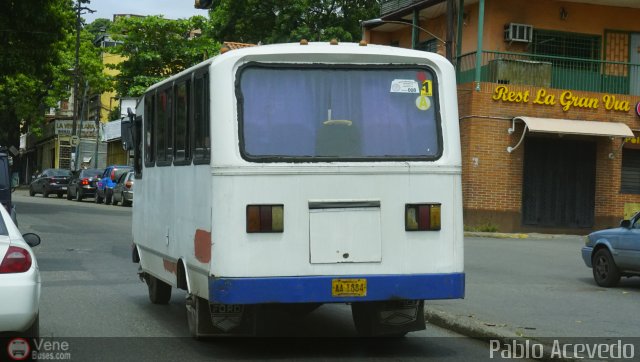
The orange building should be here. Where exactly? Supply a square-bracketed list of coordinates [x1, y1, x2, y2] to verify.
[364, 0, 640, 233]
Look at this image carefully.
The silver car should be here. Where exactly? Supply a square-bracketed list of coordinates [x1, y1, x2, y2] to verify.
[112, 171, 134, 207]
[582, 212, 640, 287]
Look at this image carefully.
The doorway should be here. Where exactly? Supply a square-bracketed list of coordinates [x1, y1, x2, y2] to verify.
[522, 137, 596, 228]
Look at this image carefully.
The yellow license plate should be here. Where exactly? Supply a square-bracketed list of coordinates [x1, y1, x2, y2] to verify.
[332, 279, 367, 297]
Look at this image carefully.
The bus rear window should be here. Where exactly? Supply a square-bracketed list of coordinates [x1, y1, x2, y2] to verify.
[238, 64, 442, 161]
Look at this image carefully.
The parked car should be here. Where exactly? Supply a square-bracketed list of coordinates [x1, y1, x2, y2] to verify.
[112, 171, 134, 207]
[582, 213, 640, 287]
[66, 168, 103, 202]
[96, 165, 133, 205]
[0, 146, 17, 224]
[0, 198, 41, 338]
[29, 168, 71, 198]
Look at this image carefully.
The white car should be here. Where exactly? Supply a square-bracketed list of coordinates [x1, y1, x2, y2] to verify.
[0, 202, 41, 337]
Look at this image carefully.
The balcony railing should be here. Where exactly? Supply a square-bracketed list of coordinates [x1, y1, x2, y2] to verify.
[456, 50, 640, 96]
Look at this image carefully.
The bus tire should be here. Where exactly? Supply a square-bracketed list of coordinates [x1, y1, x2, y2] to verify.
[146, 274, 172, 304]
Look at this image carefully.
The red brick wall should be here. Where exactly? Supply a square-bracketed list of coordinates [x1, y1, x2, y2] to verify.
[459, 82, 640, 232]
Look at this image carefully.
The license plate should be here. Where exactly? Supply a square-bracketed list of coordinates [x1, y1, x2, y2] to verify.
[332, 278, 367, 297]
[61, 187, 67, 190]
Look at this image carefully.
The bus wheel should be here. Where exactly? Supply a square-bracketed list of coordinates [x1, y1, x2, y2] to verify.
[146, 274, 171, 304]
[186, 294, 215, 339]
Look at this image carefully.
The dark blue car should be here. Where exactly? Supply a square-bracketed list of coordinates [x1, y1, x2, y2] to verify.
[582, 213, 640, 287]
[95, 165, 133, 205]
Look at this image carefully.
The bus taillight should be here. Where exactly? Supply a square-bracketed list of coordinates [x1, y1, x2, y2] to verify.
[246, 205, 284, 233]
[405, 204, 441, 231]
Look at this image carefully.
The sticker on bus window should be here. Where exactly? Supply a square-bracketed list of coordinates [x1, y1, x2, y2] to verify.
[415, 95, 431, 111]
[390, 79, 420, 94]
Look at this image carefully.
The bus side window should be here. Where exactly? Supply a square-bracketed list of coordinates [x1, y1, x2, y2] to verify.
[193, 72, 210, 164]
[174, 80, 190, 164]
[144, 93, 155, 167]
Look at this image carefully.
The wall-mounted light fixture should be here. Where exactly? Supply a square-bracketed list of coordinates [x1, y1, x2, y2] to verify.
[560, 7, 568, 20]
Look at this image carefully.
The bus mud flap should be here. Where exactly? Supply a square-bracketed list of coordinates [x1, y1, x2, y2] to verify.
[186, 295, 258, 337]
[351, 300, 425, 337]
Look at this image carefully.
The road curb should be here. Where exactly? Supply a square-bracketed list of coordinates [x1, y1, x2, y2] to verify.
[425, 308, 576, 361]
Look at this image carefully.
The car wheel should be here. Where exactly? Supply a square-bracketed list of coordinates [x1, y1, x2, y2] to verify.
[29, 187, 35, 197]
[592, 249, 621, 287]
[122, 193, 131, 207]
[146, 274, 172, 304]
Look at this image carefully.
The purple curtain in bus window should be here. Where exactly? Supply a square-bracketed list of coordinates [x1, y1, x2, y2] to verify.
[240, 67, 440, 158]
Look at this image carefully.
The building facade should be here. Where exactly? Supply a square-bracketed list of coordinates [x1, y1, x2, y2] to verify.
[365, 0, 640, 233]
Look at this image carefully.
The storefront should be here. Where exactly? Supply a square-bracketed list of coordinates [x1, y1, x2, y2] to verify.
[460, 83, 640, 233]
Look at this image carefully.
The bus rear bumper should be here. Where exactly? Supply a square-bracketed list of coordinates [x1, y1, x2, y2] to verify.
[209, 273, 465, 304]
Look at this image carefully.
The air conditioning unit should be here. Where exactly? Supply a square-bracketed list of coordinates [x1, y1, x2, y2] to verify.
[504, 23, 533, 43]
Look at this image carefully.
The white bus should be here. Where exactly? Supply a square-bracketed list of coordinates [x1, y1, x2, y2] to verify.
[122, 41, 464, 337]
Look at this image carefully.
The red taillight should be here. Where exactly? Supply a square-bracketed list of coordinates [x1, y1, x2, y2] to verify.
[405, 203, 441, 231]
[125, 180, 133, 189]
[0, 246, 33, 273]
[246, 205, 284, 233]
[111, 170, 116, 180]
[81, 178, 90, 185]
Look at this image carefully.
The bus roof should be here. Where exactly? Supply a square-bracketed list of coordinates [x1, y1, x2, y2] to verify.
[144, 41, 452, 94]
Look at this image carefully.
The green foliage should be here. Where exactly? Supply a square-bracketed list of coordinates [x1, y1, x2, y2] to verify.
[207, 0, 380, 44]
[464, 223, 499, 233]
[108, 15, 220, 98]
[0, 0, 75, 147]
[84, 17, 111, 38]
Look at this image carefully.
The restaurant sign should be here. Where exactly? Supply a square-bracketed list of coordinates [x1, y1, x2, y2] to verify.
[492, 86, 632, 113]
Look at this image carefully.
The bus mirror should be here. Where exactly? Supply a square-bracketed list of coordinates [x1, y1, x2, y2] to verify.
[121, 110, 135, 151]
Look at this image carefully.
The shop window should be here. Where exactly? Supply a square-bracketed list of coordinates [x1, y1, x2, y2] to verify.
[620, 149, 640, 194]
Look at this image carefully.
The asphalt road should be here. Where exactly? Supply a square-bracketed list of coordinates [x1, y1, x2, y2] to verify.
[427, 235, 640, 339]
[11, 190, 522, 362]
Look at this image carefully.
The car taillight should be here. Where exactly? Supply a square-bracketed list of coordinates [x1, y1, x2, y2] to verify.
[0, 246, 32, 273]
[125, 180, 133, 189]
[81, 178, 90, 185]
[405, 203, 441, 231]
[246, 205, 284, 233]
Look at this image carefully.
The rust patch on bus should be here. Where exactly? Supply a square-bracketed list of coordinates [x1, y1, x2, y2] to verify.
[163, 259, 177, 274]
[194, 229, 212, 263]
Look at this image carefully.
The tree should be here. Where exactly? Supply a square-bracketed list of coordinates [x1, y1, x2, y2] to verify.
[206, 0, 380, 44]
[108, 15, 219, 97]
[84, 17, 112, 38]
[0, 0, 75, 146]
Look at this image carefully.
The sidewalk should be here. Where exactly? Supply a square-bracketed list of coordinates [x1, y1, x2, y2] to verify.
[423, 232, 640, 359]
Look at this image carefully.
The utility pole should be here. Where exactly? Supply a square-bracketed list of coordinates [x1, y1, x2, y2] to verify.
[71, 0, 95, 170]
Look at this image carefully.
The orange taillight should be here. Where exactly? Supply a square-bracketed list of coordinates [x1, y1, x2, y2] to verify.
[405, 203, 441, 231]
[246, 205, 284, 233]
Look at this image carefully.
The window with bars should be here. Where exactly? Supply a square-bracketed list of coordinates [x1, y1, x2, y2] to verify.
[621, 148, 640, 194]
[532, 30, 601, 60]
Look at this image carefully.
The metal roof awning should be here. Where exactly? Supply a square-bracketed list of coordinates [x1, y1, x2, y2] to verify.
[507, 116, 634, 153]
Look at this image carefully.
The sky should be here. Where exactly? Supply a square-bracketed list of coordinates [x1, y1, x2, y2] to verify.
[82, 0, 207, 24]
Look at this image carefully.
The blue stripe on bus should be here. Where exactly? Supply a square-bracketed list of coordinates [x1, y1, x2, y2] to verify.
[209, 273, 464, 304]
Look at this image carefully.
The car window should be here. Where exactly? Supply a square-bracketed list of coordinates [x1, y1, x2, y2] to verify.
[114, 168, 132, 180]
[0, 211, 7, 235]
[0, 156, 8, 189]
[50, 169, 72, 177]
[81, 169, 102, 178]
